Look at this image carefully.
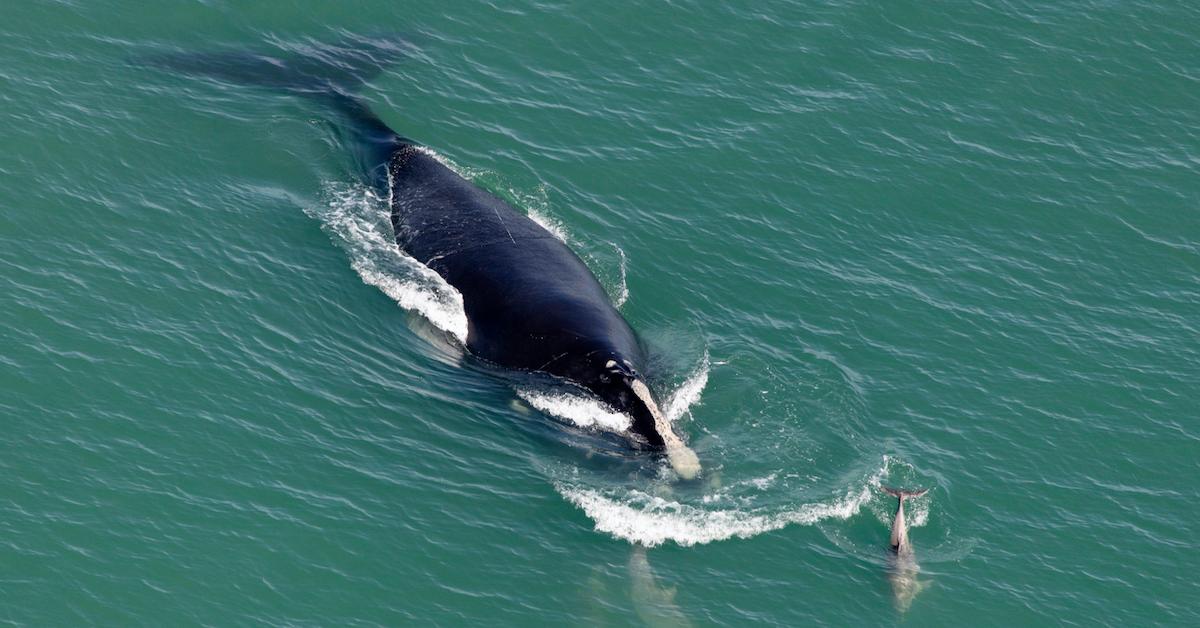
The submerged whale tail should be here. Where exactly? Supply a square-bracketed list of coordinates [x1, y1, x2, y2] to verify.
[881, 486, 928, 501]
[138, 34, 415, 186]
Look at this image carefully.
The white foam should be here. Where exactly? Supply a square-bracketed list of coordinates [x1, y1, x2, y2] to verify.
[701, 474, 777, 505]
[663, 355, 709, 423]
[746, 473, 778, 491]
[611, 243, 629, 308]
[516, 389, 632, 432]
[905, 495, 930, 528]
[559, 474, 881, 547]
[517, 352, 711, 437]
[413, 146, 485, 180]
[528, 208, 570, 243]
[310, 183, 469, 343]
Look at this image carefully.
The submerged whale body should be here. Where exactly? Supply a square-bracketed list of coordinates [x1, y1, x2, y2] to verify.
[881, 486, 931, 613]
[147, 37, 700, 478]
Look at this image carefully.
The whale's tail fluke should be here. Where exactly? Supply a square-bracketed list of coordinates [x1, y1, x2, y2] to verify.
[138, 33, 416, 187]
[881, 486, 928, 501]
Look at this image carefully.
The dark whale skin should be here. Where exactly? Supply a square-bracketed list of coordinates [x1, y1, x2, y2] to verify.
[387, 144, 661, 445]
[140, 39, 684, 453]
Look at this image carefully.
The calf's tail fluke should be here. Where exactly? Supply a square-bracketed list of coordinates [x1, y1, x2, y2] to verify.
[881, 486, 929, 501]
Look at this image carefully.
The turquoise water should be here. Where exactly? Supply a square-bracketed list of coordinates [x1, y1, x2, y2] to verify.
[3, 1, 1197, 625]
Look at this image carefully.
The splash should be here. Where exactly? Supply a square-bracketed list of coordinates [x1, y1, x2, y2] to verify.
[517, 354, 710, 436]
[528, 208, 570, 243]
[308, 183, 469, 342]
[610, 242, 629, 308]
[516, 389, 631, 432]
[413, 145, 485, 180]
[877, 455, 931, 528]
[558, 463, 885, 547]
[664, 355, 709, 423]
[904, 495, 930, 528]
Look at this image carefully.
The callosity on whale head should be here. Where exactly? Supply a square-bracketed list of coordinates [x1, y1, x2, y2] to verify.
[577, 356, 701, 480]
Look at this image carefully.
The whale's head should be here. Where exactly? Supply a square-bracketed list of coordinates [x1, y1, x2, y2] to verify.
[589, 357, 701, 480]
[592, 358, 662, 446]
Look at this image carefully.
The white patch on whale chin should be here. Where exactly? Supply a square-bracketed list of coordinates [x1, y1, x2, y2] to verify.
[309, 182, 469, 343]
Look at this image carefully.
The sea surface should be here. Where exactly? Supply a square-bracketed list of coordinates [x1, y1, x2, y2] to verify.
[3, 1, 1197, 625]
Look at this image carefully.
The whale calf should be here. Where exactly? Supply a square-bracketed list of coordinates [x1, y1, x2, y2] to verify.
[146, 38, 701, 478]
[881, 486, 930, 612]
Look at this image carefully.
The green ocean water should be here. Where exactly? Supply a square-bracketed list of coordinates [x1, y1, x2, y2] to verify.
[3, 1, 1198, 625]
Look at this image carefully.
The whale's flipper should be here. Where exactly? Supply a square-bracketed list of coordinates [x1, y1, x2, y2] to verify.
[138, 34, 416, 188]
[881, 486, 928, 501]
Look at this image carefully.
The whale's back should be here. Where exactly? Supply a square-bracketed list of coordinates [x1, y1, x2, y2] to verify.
[387, 145, 643, 374]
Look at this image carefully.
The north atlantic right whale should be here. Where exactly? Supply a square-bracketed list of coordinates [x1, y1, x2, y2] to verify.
[147, 37, 701, 478]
